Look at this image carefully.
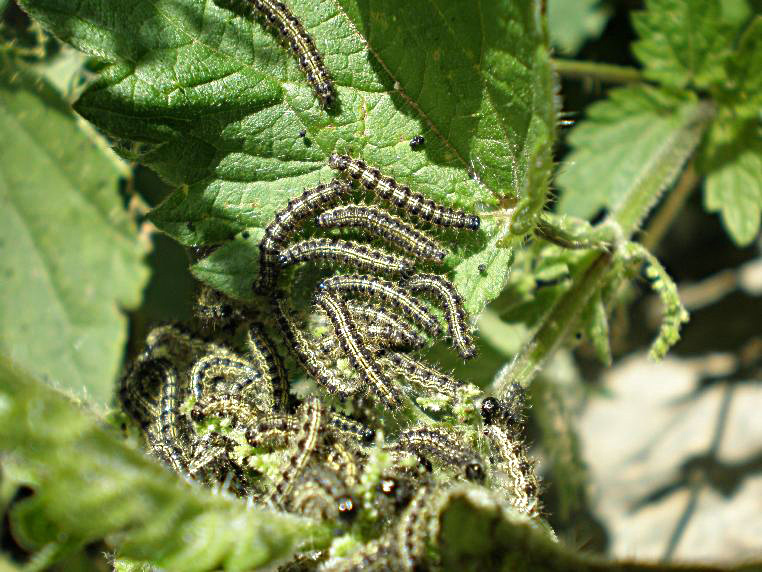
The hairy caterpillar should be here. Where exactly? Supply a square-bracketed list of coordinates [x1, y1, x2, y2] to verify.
[246, 323, 290, 411]
[249, 0, 334, 107]
[394, 426, 485, 482]
[329, 153, 480, 230]
[380, 351, 461, 398]
[272, 294, 360, 399]
[314, 289, 402, 408]
[316, 204, 447, 263]
[279, 237, 414, 276]
[267, 397, 325, 506]
[256, 179, 352, 292]
[319, 274, 442, 337]
[403, 273, 476, 360]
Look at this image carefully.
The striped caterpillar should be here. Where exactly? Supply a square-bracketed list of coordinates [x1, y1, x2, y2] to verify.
[314, 289, 402, 408]
[329, 153, 480, 230]
[319, 274, 442, 337]
[279, 237, 414, 276]
[403, 273, 477, 360]
[249, 0, 334, 107]
[316, 204, 447, 263]
[255, 179, 352, 292]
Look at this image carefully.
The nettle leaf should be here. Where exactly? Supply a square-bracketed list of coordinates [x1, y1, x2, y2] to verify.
[547, 0, 610, 55]
[18, 0, 556, 317]
[0, 58, 148, 406]
[631, 0, 737, 90]
[702, 118, 762, 246]
[0, 357, 329, 571]
[557, 86, 710, 222]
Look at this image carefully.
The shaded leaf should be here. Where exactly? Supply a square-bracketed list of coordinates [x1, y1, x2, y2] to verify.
[0, 57, 148, 406]
[18, 0, 556, 317]
[726, 16, 762, 117]
[0, 356, 330, 571]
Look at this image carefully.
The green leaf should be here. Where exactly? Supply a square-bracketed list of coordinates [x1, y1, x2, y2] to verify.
[547, 0, 609, 55]
[725, 16, 762, 118]
[0, 356, 330, 571]
[631, 0, 736, 89]
[702, 119, 762, 246]
[556, 86, 710, 225]
[18, 0, 556, 316]
[0, 57, 148, 406]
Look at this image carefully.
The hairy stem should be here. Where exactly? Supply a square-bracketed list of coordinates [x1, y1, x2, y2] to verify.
[642, 161, 700, 251]
[493, 102, 714, 396]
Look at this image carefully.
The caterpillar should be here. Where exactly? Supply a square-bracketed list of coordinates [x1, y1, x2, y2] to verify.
[328, 440, 363, 485]
[246, 323, 290, 411]
[345, 302, 426, 349]
[328, 153, 480, 230]
[267, 396, 325, 506]
[143, 323, 208, 370]
[146, 433, 190, 476]
[155, 359, 183, 445]
[483, 424, 541, 516]
[256, 179, 352, 292]
[314, 290, 402, 408]
[326, 411, 376, 445]
[144, 359, 193, 476]
[191, 393, 263, 430]
[249, 0, 334, 107]
[119, 358, 168, 428]
[319, 274, 442, 337]
[380, 351, 461, 398]
[393, 426, 485, 482]
[393, 484, 433, 571]
[279, 237, 414, 276]
[272, 294, 360, 400]
[316, 204, 447, 263]
[317, 325, 415, 358]
[316, 302, 425, 357]
[403, 273, 476, 360]
[189, 351, 271, 412]
[287, 466, 356, 522]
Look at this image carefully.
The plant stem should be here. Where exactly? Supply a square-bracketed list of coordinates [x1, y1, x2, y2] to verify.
[493, 102, 714, 397]
[551, 59, 642, 84]
[496, 251, 611, 392]
[642, 161, 700, 251]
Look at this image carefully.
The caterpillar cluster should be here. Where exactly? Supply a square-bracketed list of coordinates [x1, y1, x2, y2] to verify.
[253, 154, 480, 411]
[118, 285, 541, 571]
[110, 1, 551, 568]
